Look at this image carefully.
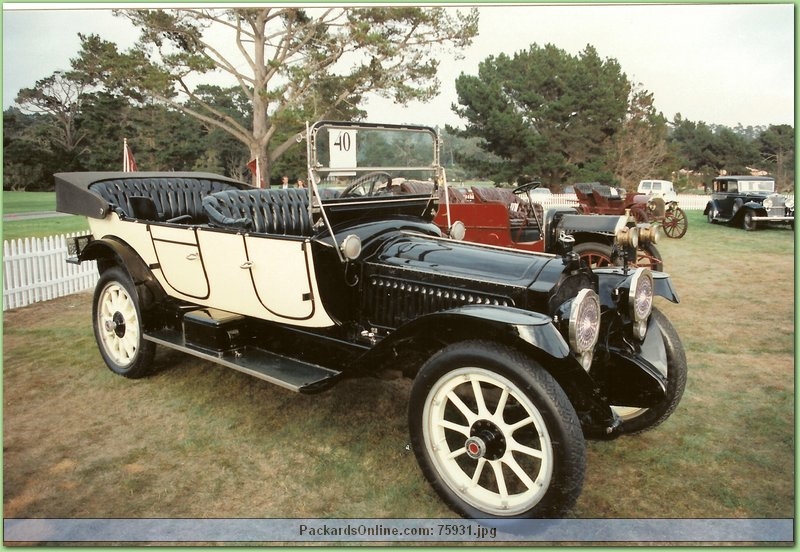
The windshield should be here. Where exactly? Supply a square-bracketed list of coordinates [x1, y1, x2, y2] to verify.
[737, 180, 775, 193]
[308, 122, 440, 190]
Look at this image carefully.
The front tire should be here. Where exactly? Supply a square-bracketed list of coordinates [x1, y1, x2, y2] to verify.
[662, 207, 688, 238]
[409, 341, 586, 518]
[92, 266, 156, 378]
[743, 209, 758, 231]
[573, 242, 613, 268]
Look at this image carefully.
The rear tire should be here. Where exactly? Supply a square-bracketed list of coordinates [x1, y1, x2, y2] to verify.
[408, 341, 586, 518]
[92, 266, 156, 378]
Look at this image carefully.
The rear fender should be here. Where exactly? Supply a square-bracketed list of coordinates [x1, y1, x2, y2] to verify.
[79, 236, 166, 310]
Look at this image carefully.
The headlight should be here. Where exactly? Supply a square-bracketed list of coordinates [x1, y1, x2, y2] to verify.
[637, 223, 660, 245]
[764, 198, 774, 209]
[340, 234, 362, 260]
[448, 220, 466, 241]
[786, 197, 794, 209]
[629, 268, 654, 339]
[615, 225, 639, 249]
[569, 288, 601, 370]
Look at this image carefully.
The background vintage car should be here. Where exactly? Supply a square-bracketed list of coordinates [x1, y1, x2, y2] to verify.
[54, 121, 687, 520]
[574, 182, 688, 239]
[395, 179, 664, 270]
[704, 175, 795, 230]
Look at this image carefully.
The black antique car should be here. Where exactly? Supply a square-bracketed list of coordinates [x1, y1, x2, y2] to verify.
[704, 175, 794, 230]
[55, 121, 687, 519]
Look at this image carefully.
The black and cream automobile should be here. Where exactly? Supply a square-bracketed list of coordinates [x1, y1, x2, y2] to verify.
[55, 121, 687, 519]
[704, 175, 795, 230]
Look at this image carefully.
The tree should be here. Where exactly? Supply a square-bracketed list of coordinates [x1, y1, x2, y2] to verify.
[756, 124, 795, 191]
[3, 108, 56, 191]
[668, 115, 765, 179]
[14, 71, 90, 172]
[451, 43, 631, 186]
[608, 86, 670, 190]
[70, 7, 478, 186]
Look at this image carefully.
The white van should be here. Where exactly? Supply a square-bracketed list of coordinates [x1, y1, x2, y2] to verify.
[638, 179, 676, 200]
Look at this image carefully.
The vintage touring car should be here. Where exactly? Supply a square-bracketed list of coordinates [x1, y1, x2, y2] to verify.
[55, 121, 687, 519]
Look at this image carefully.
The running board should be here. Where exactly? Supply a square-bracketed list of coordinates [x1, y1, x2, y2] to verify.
[145, 328, 341, 394]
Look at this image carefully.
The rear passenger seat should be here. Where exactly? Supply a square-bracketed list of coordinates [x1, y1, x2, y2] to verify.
[89, 177, 240, 223]
[203, 188, 313, 236]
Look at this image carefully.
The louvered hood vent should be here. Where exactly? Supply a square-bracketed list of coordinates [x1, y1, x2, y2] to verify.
[364, 275, 514, 329]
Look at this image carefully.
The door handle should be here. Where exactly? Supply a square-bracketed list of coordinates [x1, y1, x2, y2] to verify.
[240, 261, 254, 269]
[186, 252, 199, 261]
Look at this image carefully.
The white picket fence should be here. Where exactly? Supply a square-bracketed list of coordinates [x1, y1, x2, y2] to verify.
[3, 232, 98, 311]
[539, 193, 713, 210]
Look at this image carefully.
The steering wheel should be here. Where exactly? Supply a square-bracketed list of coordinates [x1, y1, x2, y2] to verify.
[512, 180, 545, 196]
[340, 171, 393, 197]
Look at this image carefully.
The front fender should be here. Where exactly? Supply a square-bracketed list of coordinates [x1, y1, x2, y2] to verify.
[597, 315, 668, 408]
[358, 304, 621, 437]
[379, 304, 570, 361]
[594, 268, 680, 306]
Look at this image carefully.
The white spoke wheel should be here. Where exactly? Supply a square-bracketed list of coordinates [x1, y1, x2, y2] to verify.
[92, 267, 156, 378]
[409, 341, 585, 518]
[610, 308, 687, 434]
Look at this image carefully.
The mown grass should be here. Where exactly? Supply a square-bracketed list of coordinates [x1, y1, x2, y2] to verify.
[2, 216, 90, 241]
[2, 191, 56, 214]
[2, 209, 795, 524]
[2, 191, 90, 241]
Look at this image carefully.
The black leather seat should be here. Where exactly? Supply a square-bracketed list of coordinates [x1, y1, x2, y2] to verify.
[203, 188, 313, 236]
[89, 177, 239, 223]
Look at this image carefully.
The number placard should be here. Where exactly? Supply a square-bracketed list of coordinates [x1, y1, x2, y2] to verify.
[329, 129, 357, 169]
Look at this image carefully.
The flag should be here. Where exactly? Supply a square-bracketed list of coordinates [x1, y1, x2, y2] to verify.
[247, 157, 262, 187]
[123, 138, 138, 172]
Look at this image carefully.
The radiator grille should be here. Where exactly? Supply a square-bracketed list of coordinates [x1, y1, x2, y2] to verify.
[767, 206, 786, 218]
[364, 276, 514, 328]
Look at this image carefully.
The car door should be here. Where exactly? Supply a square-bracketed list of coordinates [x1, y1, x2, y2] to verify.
[149, 225, 210, 299]
[244, 236, 316, 320]
[715, 182, 738, 217]
[195, 228, 334, 327]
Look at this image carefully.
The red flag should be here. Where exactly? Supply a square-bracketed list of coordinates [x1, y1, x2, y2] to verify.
[247, 158, 262, 187]
[123, 138, 138, 172]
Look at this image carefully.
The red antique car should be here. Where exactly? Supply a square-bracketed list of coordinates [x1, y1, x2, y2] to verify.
[396, 180, 663, 270]
[573, 182, 688, 239]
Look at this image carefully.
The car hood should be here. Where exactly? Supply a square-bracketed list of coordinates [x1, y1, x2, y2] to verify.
[371, 232, 563, 292]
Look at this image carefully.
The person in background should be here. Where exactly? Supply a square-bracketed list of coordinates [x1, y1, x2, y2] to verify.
[296, 179, 305, 188]
[281, 175, 289, 189]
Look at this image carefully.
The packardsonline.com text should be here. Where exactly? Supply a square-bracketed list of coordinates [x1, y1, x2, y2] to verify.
[297, 521, 498, 541]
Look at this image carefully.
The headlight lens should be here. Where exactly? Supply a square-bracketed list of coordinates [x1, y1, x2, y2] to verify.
[629, 268, 654, 339]
[449, 220, 466, 241]
[569, 288, 601, 355]
[786, 197, 794, 209]
[764, 198, 774, 209]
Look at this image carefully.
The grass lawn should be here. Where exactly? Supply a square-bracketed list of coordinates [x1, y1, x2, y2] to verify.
[2, 191, 56, 214]
[3, 191, 90, 241]
[2, 210, 795, 535]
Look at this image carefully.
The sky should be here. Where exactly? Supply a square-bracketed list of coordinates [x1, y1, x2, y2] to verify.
[2, 3, 795, 129]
